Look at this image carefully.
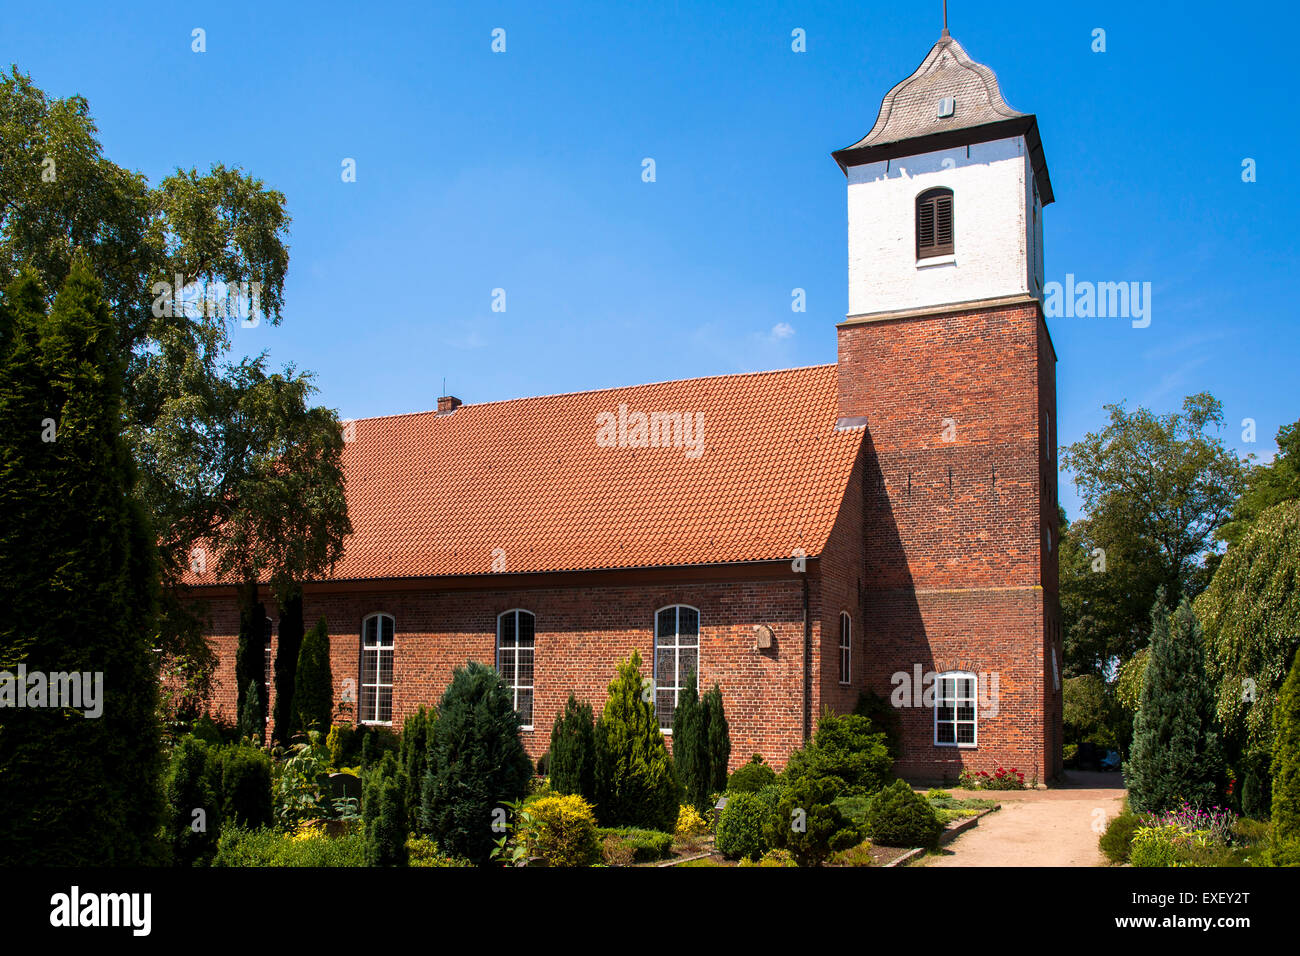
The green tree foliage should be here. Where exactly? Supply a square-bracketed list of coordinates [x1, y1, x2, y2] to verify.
[420, 661, 532, 864]
[218, 744, 273, 829]
[237, 678, 264, 746]
[1271, 646, 1300, 863]
[728, 755, 777, 793]
[364, 752, 409, 866]
[702, 683, 731, 795]
[548, 693, 596, 803]
[0, 265, 164, 865]
[672, 678, 711, 814]
[782, 711, 893, 796]
[1063, 673, 1127, 752]
[716, 791, 774, 861]
[1196, 501, 1300, 758]
[1059, 394, 1246, 678]
[853, 689, 902, 759]
[1124, 596, 1225, 813]
[400, 706, 437, 820]
[765, 776, 859, 866]
[0, 68, 349, 704]
[235, 589, 266, 732]
[294, 617, 333, 735]
[593, 650, 681, 832]
[1218, 419, 1300, 547]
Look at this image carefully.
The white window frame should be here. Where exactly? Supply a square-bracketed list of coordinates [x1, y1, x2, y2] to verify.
[654, 604, 700, 734]
[263, 617, 274, 723]
[934, 671, 978, 748]
[496, 609, 536, 731]
[838, 612, 852, 685]
[360, 612, 395, 726]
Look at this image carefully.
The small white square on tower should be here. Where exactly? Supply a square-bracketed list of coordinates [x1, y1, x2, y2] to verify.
[937, 96, 955, 118]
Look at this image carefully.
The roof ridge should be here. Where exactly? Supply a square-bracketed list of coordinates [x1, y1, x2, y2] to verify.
[345, 363, 837, 423]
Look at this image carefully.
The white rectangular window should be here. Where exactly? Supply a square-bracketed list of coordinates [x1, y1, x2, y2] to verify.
[496, 609, 535, 729]
[839, 613, 852, 685]
[935, 672, 977, 747]
[654, 605, 700, 733]
[361, 613, 394, 725]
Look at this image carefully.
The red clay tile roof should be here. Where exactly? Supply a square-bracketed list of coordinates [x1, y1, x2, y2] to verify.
[186, 364, 863, 583]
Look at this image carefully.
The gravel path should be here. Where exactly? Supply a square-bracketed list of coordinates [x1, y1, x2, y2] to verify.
[922, 771, 1126, 867]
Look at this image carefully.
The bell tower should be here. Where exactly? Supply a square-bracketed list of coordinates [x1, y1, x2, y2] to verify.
[832, 28, 1063, 782]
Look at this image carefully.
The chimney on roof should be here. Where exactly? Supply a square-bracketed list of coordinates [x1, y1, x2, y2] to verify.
[436, 395, 462, 415]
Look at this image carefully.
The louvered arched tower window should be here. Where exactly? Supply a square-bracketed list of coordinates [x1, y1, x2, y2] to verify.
[916, 187, 954, 258]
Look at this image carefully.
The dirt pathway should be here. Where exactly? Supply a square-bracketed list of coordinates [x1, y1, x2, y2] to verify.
[922, 771, 1126, 867]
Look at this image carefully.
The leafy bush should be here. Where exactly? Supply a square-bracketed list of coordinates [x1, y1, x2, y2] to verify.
[522, 794, 602, 867]
[865, 779, 944, 849]
[326, 723, 358, 769]
[406, 836, 472, 867]
[727, 755, 777, 794]
[274, 731, 332, 828]
[959, 767, 1027, 790]
[420, 661, 532, 864]
[549, 693, 597, 803]
[593, 651, 681, 832]
[739, 848, 798, 867]
[716, 792, 774, 861]
[1128, 825, 1181, 867]
[212, 824, 367, 867]
[294, 617, 333, 735]
[827, 840, 875, 867]
[765, 776, 860, 866]
[782, 711, 892, 796]
[596, 827, 674, 863]
[1099, 812, 1141, 863]
[675, 804, 710, 838]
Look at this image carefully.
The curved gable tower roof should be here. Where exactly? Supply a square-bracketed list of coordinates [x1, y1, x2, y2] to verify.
[832, 32, 1053, 204]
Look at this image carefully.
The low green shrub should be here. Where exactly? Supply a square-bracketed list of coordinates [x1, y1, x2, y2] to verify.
[1128, 825, 1181, 867]
[212, 825, 367, 867]
[865, 779, 944, 849]
[766, 777, 859, 866]
[828, 840, 875, 866]
[782, 712, 892, 796]
[595, 827, 674, 863]
[1099, 812, 1141, 864]
[716, 791, 774, 861]
[523, 794, 602, 867]
[738, 848, 797, 867]
[406, 837, 472, 867]
[219, 744, 274, 829]
[727, 755, 777, 794]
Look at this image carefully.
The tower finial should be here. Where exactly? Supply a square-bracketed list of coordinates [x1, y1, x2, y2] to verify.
[942, 0, 950, 36]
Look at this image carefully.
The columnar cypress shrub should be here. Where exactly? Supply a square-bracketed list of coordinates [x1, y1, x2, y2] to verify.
[0, 266, 164, 865]
[400, 706, 436, 819]
[593, 650, 681, 832]
[549, 693, 596, 802]
[702, 683, 732, 795]
[164, 736, 222, 866]
[1124, 596, 1226, 813]
[1271, 645, 1300, 863]
[420, 661, 532, 864]
[294, 616, 333, 734]
[272, 590, 304, 746]
[238, 678, 264, 746]
[673, 678, 710, 814]
[364, 752, 409, 866]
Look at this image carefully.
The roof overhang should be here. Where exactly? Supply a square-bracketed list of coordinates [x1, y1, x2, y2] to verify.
[832, 113, 1055, 206]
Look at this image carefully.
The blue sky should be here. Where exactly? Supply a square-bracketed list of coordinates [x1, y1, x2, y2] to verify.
[4, 0, 1296, 520]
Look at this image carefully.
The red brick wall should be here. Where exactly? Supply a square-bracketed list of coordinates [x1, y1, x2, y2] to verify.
[835, 298, 1062, 782]
[189, 575, 814, 773]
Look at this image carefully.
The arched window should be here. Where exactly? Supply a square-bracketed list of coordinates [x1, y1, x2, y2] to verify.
[497, 609, 535, 729]
[654, 605, 700, 732]
[916, 187, 954, 258]
[360, 613, 395, 725]
[263, 616, 274, 723]
[838, 612, 852, 685]
[934, 671, 977, 747]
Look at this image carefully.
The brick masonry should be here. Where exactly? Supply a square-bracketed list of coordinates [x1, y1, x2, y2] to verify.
[187, 298, 1062, 783]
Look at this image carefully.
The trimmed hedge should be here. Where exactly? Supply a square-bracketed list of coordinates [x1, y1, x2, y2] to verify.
[727, 756, 777, 794]
[716, 791, 774, 861]
[865, 779, 944, 849]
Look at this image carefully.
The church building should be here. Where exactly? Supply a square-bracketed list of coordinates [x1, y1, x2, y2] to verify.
[188, 27, 1063, 783]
